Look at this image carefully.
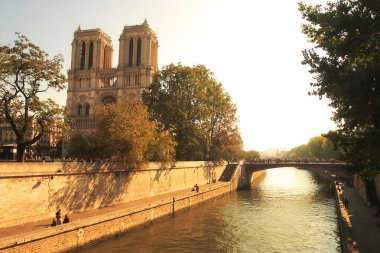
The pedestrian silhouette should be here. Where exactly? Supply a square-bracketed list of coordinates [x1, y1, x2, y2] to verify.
[344, 198, 349, 209]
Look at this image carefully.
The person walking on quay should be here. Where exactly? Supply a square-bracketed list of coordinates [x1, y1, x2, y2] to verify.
[55, 209, 62, 225]
[344, 198, 349, 209]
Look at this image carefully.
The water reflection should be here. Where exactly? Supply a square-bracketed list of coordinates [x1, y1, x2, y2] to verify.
[77, 167, 340, 253]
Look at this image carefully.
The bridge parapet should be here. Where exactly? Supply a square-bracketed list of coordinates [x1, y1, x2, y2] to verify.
[244, 162, 347, 171]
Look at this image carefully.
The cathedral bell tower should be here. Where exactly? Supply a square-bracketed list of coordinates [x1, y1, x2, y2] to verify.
[117, 18, 158, 98]
[65, 19, 158, 146]
[70, 26, 113, 72]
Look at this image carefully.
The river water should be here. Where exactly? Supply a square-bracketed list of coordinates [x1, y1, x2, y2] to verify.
[77, 167, 340, 253]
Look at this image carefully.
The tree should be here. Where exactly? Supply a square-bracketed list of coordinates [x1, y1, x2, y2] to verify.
[94, 102, 175, 167]
[144, 130, 177, 163]
[67, 133, 101, 160]
[309, 136, 325, 158]
[299, 0, 380, 177]
[0, 33, 66, 161]
[243, 150, 261, 162]
[142, 63, 242, 161]
[285, 135, 341, 160]
[286, 144, 311, 159]
[221, 130, 244, 162]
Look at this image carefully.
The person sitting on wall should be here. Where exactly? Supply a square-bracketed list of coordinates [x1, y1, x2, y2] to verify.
[192, 184, 199, 193]
[63, 215, 70, 224]
[194, 184, 200, 193]
[50, 218, 57, 227]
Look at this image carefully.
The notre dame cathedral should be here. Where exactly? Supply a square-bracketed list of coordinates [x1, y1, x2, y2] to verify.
[66, 19, 158, 135]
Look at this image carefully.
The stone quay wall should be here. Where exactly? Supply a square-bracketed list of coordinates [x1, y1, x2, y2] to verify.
[353, 173, 380, 206]
[0, 162, 266, 253]
[0, 182, 233, 253]
[0, 161, 226, 229]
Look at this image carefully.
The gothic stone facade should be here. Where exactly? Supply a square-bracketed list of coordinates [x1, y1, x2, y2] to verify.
[66, 20, 158, 135]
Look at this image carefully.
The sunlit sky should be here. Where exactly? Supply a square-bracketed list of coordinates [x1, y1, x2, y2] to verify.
[0, 0, 336, 151]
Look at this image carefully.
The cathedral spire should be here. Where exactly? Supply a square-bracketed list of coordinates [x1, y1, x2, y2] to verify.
[143, 18, 148, 26]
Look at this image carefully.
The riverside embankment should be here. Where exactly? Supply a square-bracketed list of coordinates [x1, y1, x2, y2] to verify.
[0, 161, 227, 229]
[77, 167, 341, 253]
[307, 166, 380, 253]
[0, 162, 265, 253]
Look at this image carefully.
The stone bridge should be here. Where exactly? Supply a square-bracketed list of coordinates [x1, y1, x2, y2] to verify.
[244, 161, 347, 171]
[227, 161, 349, 190]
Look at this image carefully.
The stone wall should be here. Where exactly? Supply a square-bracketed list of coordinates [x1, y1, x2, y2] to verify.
[231, 164, 266, 190]
[0, 183, 232, 253]
[0, 161, 226, 228]
[353, 174, 380, 205]
[0, 162, 268, 253]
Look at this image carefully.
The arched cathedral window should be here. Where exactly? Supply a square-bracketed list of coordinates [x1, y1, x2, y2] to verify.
[128, 39, 133, 66]
[85, 104, 90, 116]
[88, 42, 94, 69]
[80, 42, 86, 70]
[103, 46, 108, 69]
[77, 104, 82, 116]
[135, 74, 140, 86]
[137, 38, 142, 66]
[127, 74, 131, 86]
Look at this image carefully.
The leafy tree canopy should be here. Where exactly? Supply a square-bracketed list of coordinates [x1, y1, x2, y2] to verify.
[67, 133, 101, 160]
[68, 102, 175, 168]
[242, 150, 261, 162]
[285, 135, 342, 160]
[299, 0, 380, 177]
[0, 33, 67, 161]
[142, 63, 242, 162]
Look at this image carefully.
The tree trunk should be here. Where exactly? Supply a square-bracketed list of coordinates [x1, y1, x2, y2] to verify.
[16, 144, 26, 162]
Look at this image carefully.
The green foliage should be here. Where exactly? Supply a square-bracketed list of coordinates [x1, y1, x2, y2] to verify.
[285, 135, 341, 160]
[245, 150, 261, 159]
[242, 150, 261, 161]
[299, 0, 380, 177]
[142, 63, 242, 162]
[221, 130, 244, 162]
[144, 130, 177, 163]
[68, 102, 176, 167]
[0, 33, 67, 161]
[67, 133, 101, 160]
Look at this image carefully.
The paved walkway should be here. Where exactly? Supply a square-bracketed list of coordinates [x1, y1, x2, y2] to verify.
[338, 184, 380, 253]
[308, 167, 380, 252]
[0, 182, 227, 240]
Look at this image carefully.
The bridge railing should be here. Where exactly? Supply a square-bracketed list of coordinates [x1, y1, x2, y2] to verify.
[244, 159, 346, 165]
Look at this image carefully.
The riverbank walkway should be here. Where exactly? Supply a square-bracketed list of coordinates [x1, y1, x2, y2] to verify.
[295, 166, 380, 253]
[338, 184, 380, 253]
[0, 181, 227, 241]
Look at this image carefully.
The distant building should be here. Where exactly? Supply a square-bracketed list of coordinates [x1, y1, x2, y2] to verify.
[0, 122, 32, 160]
[0, 121, 62, 160]
[65, 19, 159, 136]
[34, 124, 63, 158]
[0, 144, 16, 160]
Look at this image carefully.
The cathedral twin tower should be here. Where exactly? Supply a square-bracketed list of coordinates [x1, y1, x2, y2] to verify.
[66, 19, 158, 133]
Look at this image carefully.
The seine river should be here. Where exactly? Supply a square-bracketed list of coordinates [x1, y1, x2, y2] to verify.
[77, 167, 340, 253]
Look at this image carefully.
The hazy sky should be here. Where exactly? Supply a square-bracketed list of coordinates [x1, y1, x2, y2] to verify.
[0, 0, 335, 151]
